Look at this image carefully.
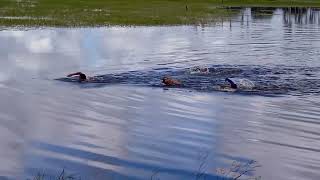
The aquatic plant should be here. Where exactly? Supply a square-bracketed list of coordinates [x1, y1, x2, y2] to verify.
[30, 160, 261, 180]
[29, 169, 79, 180]
[215, 160, 261, 180]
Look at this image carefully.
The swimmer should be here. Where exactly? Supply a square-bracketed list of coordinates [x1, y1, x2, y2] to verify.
[190, 66, 210, 74]
[224, 78, 255, 90]
[162, 76, 182, 86]
[195, 67, 209, 73]
[225, 78, 238, 89]
[67, 72, 91, 82]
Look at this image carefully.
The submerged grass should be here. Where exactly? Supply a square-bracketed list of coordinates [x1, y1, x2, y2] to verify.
[30, 161, 260, 180]
[29, 169, 78, 180]
[0, 0, 320, 27]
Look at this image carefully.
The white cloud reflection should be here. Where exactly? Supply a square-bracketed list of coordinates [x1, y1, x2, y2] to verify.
[28, 36, 53, 53]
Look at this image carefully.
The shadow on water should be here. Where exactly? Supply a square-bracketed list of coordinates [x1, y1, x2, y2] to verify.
[56, 65, 320, 96]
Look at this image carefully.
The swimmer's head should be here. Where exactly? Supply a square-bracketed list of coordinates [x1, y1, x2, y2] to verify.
[162, 76, 170, 83]
[225, 78, 237, 89]
[201, 67, 209, 73]
[79, 73, 87, 82]
[190, 66, 209, 74]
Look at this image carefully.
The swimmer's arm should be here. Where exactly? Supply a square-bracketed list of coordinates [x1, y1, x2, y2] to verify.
[225, 78, 237, 89]
[175, 80, 182, 85]
[67, 72, 83, 77]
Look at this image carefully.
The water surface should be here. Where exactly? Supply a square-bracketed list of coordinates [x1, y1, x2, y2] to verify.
[0, 8, 320, 180]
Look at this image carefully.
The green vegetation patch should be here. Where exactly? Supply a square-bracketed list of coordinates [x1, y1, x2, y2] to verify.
[0, 0, 320, 27]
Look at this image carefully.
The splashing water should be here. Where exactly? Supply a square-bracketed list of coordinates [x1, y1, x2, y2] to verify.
[57, 65, 320, 96]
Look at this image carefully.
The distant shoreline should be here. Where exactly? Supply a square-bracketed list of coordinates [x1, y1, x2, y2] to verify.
[0, 0, 320, 27]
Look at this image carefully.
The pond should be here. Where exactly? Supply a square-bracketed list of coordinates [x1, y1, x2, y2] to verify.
[0, 8, 319, 180]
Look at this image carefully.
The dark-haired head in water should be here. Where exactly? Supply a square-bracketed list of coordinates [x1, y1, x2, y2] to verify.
[225, 78, 237, 89]
[162, 76, 182, 86]
[67, 72, 88, 82]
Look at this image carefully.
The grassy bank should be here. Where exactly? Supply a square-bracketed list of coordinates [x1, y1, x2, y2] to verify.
[0, 0, 320, 26]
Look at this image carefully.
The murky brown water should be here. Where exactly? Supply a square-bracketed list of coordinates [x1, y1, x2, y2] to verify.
[0, 8, 320, 180]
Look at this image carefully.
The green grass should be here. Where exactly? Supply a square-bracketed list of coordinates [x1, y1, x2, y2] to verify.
[0, 0, 320, 27]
